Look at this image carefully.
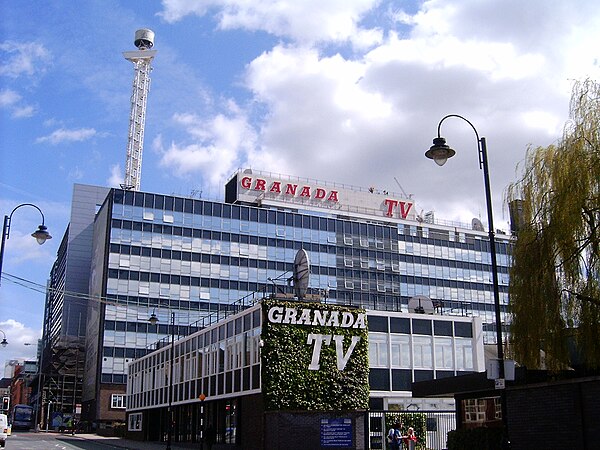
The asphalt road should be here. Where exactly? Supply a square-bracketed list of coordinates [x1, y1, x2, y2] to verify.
[5, 432, 124, 450]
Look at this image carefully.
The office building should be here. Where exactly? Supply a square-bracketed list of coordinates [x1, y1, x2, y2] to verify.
[43, 169, 511, 428]
[126, 297, 484, 448]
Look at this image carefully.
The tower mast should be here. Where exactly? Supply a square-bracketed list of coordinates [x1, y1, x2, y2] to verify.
[121, 29, 156, 191]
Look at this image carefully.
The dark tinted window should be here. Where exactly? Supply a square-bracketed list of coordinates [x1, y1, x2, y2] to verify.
[412, 319, 432, 335]
[367, 315, 388, 332]
[369, 368, 390, 391]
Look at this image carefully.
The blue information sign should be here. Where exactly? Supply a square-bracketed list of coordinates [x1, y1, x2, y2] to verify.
[320, 418, 353, 447]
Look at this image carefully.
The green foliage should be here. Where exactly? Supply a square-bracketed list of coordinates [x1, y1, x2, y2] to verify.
[446, 427, 503, 450]
[261, 299, 369, 411]
[384, 412, 427, 450]
[507, 78, 600, 370]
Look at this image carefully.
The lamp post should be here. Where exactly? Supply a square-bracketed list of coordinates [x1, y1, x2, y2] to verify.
[425, 114, 508, 443]
[149, 311, 175, 449]
[0, 330, 7, 347]
[0, 203, 52, 285]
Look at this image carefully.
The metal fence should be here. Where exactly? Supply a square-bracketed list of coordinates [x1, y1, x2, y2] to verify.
[367, 410, 456, 450]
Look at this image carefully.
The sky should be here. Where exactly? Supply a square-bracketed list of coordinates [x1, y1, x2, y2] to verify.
[1, 0, 599, 371]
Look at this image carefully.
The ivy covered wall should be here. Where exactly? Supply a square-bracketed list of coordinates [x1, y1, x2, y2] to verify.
[261, 299, 370, 411]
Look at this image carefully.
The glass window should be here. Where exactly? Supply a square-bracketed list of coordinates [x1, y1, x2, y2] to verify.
[391, 369, 412, 391]
[412, 319, 432, 335]
[369, 368, 390, 391]
[413, 336, 433, 368]
[390, 318, 410, 334]
[434, 337, 454, 369]
[455, 338, 474, 371]
[369, 333, 389, 367]
[434, 321, 453, 336]
[111, 394, 126, 409]
[367, 316, 388, 332]
[390, 335, 410, 368]
[455, 322, 473, 338]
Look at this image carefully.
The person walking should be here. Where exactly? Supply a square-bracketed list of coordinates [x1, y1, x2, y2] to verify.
[387, 421, 402, 450]
[402, 426, 418, 450]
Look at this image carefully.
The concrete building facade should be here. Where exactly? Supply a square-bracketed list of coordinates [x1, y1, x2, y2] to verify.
[42, 169, 511, 429]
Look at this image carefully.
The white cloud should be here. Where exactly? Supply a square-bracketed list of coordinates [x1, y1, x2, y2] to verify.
[11, 104, 36, 118]
[159, 0, 382, 46]
[0, 41, 51, 78]
[153, 0, 600, 228]
[0, 88, 20, 106]
[35, 128, 98, 145]
[108, 165, 123, 188]
[157, 106, 257, 185]
[0, 320, 41, 365]
[0, 88, 35, 118]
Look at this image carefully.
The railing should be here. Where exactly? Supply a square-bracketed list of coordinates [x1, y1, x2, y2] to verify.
[367, 409, 456, 450]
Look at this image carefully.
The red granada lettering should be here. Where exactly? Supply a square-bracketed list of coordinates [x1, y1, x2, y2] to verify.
[241, 176, 252, 189]
[286, 184, 298, 195]
[328, 191, 339, 202]
[254, 178, 266, 191]
[314, 188, 326, 199]
[270, 181, 281, 193]
[399, 201, 413, 219]
[384, 199, 398, 217]
[300, 186, 311, 198]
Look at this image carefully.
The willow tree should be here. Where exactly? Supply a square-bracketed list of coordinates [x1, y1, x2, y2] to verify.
[507, 79, 600, 370]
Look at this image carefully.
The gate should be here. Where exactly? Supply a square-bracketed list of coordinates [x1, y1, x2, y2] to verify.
[367, 410, 456, 450]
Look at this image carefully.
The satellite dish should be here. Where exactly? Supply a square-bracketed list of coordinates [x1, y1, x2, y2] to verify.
[408, 295, 435, 314]
[293, 249, 310, 299]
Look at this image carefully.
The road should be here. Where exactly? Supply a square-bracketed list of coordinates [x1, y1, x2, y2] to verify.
[5, 432, 125, 450]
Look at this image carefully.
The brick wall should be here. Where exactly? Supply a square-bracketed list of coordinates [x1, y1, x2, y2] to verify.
[507, 377, 600, 450]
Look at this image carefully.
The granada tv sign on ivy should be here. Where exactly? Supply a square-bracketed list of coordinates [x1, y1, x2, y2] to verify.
[261, 299, 370, 411]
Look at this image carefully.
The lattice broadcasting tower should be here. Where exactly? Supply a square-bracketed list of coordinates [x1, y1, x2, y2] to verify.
[121, 29, 157, 191]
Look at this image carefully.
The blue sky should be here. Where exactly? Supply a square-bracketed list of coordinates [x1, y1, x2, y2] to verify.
[1, 0, 599, 370]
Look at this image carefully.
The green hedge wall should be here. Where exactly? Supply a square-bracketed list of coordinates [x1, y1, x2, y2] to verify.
[261, 299, 370, 411]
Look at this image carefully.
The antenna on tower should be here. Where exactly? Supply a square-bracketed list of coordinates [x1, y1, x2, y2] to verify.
[121, 29, 156, 191]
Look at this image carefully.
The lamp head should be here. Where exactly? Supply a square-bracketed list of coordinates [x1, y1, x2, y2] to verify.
[32, 225, 52, 245]
[425, 137, 456, 166]
[1, 338, 7, 347]
[148, 312, 159, 326]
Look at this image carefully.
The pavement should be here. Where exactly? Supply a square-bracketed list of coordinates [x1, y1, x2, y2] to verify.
[66, 433, 203, 449]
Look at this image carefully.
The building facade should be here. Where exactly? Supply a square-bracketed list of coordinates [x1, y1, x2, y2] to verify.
[45, 169, 511, 428]
[40, 184, 109, 427]
[125, 298, 485, 448]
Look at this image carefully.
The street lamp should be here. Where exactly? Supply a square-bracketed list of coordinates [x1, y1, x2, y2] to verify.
[0, 330, 8, 347]
[149, 311, 175, 449]
[425, 114, 508, 440]
[0, 203, 52, 285]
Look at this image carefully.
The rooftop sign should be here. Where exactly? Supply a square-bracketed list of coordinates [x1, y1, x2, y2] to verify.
[230, 170, 416, 221]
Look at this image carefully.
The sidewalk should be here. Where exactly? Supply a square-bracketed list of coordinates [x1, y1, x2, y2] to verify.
[66, 433, 202, 449]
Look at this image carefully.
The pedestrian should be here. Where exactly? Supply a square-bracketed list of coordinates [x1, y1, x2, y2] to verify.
[387, 421, 402, 450]
[402, 426, 417, 450]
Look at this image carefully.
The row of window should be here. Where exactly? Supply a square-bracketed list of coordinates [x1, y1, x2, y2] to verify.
[111, 189, 512, 254]
[127, 365, 261, 410]
[368, 333, 475, 371]
[109, 240, 509, 275]
[106, 267, 509, 297]
[369, 368, 473, 392]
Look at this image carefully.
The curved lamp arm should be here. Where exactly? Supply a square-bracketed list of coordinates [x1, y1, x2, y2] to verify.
[0, 203, 52, 286]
